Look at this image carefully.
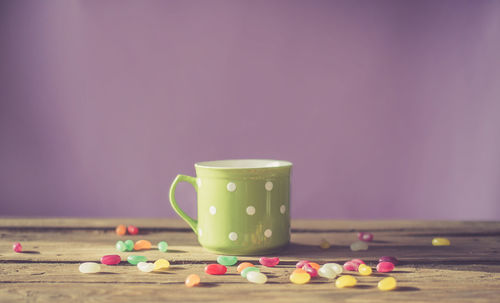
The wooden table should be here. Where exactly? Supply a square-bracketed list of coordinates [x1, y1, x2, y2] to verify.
[1, 219, 499, 302]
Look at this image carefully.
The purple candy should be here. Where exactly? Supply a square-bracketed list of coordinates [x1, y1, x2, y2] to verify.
[379, 256, 398, 265]
[358, 232, 374, 242]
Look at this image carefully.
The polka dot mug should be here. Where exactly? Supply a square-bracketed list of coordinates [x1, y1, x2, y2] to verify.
[169, 159, 292, 255]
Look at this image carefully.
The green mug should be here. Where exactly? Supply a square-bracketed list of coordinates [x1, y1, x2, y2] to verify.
[169, 159, 292, 255]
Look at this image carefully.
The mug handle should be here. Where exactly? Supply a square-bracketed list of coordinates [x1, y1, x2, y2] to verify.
[169, 174, 198, 235]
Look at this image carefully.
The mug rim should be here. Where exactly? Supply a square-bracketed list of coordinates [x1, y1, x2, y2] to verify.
[195, 159, 292, 170]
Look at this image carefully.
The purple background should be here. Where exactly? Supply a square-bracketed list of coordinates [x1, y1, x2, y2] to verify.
[1, 0, 500, 219]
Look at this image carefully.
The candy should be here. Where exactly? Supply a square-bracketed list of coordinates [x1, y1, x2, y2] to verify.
[247, 271, 267, 284]
[153, 258, 170, 270]
[137, 262, 155, 272]
[158, 241, 168, 252]
[205, 264, 227, 275]
[100, 254, 121, 265]
[115, 224, 126, 236]
[350, 241, 369, 251]
[259, 257, 280, 267]
[302, 263, 318, 277]
[237, 262, 254, 273]
[296, 260, 310, 268]
[127, 255, 147, 265]
[217, 256, 238, 266]
[318, 265, 337, 279]
[308, 262, 320, 271]
[185, 274, 200, 287]
[127, 225, 139, 235]
[290, 271, 311, 284]
[358, 264, 372, 276]
[116, 240, 127, 252]
[358, 232, 373, 242]
[241, 267, 260, 278]
[432, 237, 450, 246]
[124, 240, 134, 251]
[335, 275, 357, 288]
[343, 261, 359, 271]
[79, 262, 101, 273]
[134, 240, 151, 250]
[323, 263, 343, 275]
[320, 239, 331, 250]
[13, 242, 22, 253]
[351, 259, 365, 266]
[378, 277, 397, 291]
[379, 256, 398, 265]
[376, 262, 395, 273]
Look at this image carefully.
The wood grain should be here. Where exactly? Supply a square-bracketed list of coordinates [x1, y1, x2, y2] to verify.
[1, 218, 499, 302]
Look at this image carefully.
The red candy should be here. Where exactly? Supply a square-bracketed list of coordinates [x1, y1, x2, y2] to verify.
[259, 257, 280, 267]
[13, 242, 22, 253]
[296, 260, 310, 268]
[376, 261, 395, 273]
[302, 263, 318, 277]
[205, 264, 227, 275]
[379, 256, 398, 265]
[101, 255, 121, 265]
[350, 259, 365, 266]
[127, 225, 139, 235]
[358, 232, 373, 242]
[343, 261, 359, 271]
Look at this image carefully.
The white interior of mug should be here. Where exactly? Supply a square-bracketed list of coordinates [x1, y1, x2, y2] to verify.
[196, 159, 292, 169]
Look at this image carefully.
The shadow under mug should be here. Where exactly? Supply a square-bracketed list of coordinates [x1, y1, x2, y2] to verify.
[169, 159, 292, 255]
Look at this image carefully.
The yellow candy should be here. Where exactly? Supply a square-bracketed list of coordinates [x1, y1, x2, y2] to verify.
[290, 272, 311, 284]
[153, 258, 170, 270]
[432, 237, 450, 246]
[378, 277, 397, 291]
[358, 264, 372, 276]
[335, 275, 357, 288]
[320, 239, 331, 250]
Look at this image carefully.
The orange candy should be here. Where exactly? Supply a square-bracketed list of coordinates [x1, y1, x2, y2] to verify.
[185, 274, 200, 287]
[308, 262, 320, 271]
[237, 262, 254, 273]
[115, 224, 126, 236]
[134, 240, 152, 250]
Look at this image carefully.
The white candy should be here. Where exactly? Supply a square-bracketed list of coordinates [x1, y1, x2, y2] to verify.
[246, 271, 267, 284]
[323, 263, 343, 275]
[137, 262, 155, 272]
[350, 241, 369, 251]
[318, 266, 336, 279]
[79, 262, 101, 273]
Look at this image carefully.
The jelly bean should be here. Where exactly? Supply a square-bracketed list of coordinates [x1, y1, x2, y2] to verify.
[358, 264, 372, 276]
[335, 275, 357, 288]
[318, 265, 337, 279]
[124, 240, 134, 251]
[158, 241, 168, 252]
[205, 264, 227, 275]
[153, 258, 170, 270]
[323, 263, 343, 275]
[185, 274, 200, 287]
[308, 262, 320, 271]
[302, 263, 318, 277]
[13, 242, 22, 253]
[343, 261, 359, 271]
[116, 240, 126, 252]
[320, 239, 331, 250]
[127, 225, 139, 235]
[115, 224, 126, 236]
[378, 277, 397, 291]
[127, 255, 147, 265]
[376, 262, 395, 273]
[358, 232, 373, 242]
[79, 262, 101, 273]
[379, 256, 398, 265]
[241, 266, 260, 278]
[432, 237, 450, 246]
[137, 262, 155, 272]
[134, 240, 151, 251]
[350, 259, 365, 266]
[296, 260, 310, 268]
[101, 254, 121, 265]
[237, 262, 254, 273]
[247, 271, 268, 284]
[350, 241, 368, 251]
[290, 271, 311, 284]
[217, 256, 238, 266]
[259, 257, 280, 267]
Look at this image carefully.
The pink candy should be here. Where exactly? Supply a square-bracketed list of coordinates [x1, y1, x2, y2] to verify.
[100, 255, 121, 265]
[302, 263, 318, 277]
[343, 258, 365, 271]
[358, 232, 373, 242]
[259, 257, 280, 267]
[379, 256, 398, 265]
[13, 242, 22, 253]
[296, 260, 310, 268]
[376, 261, 395, 273]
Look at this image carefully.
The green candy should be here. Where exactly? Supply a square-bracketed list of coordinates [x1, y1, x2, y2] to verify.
[127, 255, 147, 265]
[124, 240, 134, 252]
[158, 241, 168, 252]
[116, 240, 126, 252]
[241, 266, 260, 278]
[217, 256, 238, 266]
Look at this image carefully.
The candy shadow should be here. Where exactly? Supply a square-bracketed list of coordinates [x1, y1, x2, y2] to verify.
[96, 272, 119, 275]
[355, 284, 375, 289]
[395, 286, 420, 292]
[198, 282, 219, 288]
[165, 249, 187, 253]
[20, 250, 40, 254]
